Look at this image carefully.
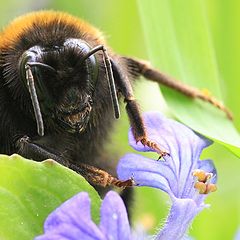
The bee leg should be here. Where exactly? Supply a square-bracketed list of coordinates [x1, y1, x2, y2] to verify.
[16, 135, 69, 166]
[111, 59, 169, 157]
[69, 162, 134, 188]
[125, 98, 169, 157]
[123, 57, 233, 120]
[16, 135, 133, 188]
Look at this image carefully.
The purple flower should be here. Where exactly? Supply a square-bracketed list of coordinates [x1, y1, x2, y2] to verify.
[35, 191, 132, 240]
[235, 228, 240, 240]
[117, 112, 217, 240]
[35, 112, 217, 240]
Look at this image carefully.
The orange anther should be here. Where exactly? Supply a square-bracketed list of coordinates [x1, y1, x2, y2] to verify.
[192, 169, 207, 182]
[206, 183, 217, 194]
[194, 182, 207, 194]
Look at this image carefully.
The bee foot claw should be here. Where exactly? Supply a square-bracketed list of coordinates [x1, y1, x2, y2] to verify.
[140, 137, 169, 158]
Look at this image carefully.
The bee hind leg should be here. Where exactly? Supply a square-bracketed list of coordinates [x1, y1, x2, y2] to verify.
[122, 57, 233, 120]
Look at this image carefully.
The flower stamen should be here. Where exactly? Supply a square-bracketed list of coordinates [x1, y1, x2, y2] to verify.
[192, 169, 213, 183]
[194, 182, 217, 194]
[193, 169, 217, 194]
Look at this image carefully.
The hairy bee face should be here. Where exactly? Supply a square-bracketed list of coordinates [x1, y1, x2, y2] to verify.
[56, 88, 93, 133]
[19, 38, 99, 134]
[3, 11, 119, 137]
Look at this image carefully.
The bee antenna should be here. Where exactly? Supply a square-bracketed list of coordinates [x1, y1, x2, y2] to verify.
[101, 46, 120, 119]
[82, 45, 120, 119]
[27, 62, 57, 73]
[25, 64, 44, 136]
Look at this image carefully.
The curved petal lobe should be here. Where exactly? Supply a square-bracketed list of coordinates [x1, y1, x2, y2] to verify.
[99, 191, 131, 240]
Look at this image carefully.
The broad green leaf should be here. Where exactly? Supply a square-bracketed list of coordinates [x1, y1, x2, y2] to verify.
[0, 154, 101, 240]
[137, 0, 240, 157]
[205, 0, 240, 130]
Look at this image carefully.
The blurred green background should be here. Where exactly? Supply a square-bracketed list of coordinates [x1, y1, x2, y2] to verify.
[0, 0, 239, 239]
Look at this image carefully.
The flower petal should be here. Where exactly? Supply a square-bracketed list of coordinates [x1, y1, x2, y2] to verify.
[35, 192, 104, 240]
[234, 228, 240, 240]
[117, 153, 176, 197]
[126, 112, 212, 198]
[99, 191, 131, 240]
[35, 223, 102, 240]
[156, 198, 205, 240]
[197, 159, 217, 184]
[118, 112, 217, 240]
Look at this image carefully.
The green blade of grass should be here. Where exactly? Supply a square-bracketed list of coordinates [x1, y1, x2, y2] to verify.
[138, 0, 240, 157]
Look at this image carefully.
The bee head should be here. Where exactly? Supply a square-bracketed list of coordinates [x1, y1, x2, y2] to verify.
[19, 38, 119, 136]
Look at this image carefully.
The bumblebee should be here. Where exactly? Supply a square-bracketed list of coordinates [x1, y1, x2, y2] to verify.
[0, 11, 231, 192]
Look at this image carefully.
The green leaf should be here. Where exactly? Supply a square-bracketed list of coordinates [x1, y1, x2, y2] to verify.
[137, 0, 240, 157]
[205, 0, 240, 131]
[0, 154, 101, 240]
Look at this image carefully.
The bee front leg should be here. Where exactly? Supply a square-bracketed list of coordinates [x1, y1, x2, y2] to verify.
[125, 98, 169, 157]
[15, 135, 133, 188]
[69, 163, 134, 188]
[111, 59, 169, 158]
[16, 135, 69, 165]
